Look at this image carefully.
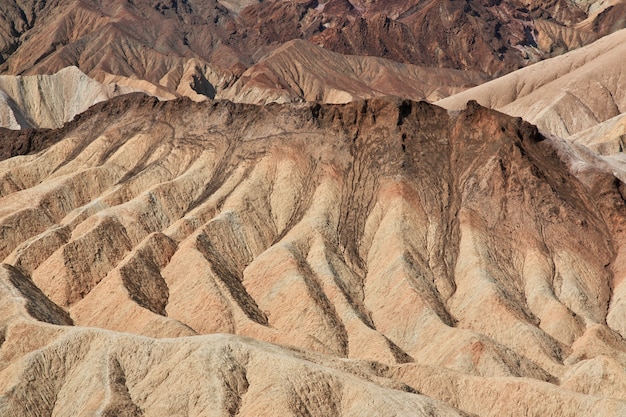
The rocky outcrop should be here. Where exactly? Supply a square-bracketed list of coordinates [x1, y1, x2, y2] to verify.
[1, 95, 626, 415]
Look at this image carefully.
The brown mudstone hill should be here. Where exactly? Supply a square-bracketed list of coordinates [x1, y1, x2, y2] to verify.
[1, 94, 626, 415]
[1, 0, 624, 101]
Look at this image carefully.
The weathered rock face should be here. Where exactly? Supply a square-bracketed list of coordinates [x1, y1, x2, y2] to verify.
[1, 95, 626, 415]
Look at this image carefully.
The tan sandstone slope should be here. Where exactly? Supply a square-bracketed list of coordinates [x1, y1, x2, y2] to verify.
[436, 27, 626, 139]
[0, 66, 146, 129]
[1, 95, 626, 416]
[569, 112, 626, 155]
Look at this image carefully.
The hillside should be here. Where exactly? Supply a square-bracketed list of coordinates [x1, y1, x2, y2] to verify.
[437, 28, 626, 138]
[0, 66, 144, 129]
[1, 95, 626, 415]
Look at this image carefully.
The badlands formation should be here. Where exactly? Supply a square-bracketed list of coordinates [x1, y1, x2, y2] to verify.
[1, 0, 625, 104]
[1, 95, 626, 416]
[1, 1, 626, 417]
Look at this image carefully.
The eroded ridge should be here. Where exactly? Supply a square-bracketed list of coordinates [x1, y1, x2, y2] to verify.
[1, 95, 626, 416]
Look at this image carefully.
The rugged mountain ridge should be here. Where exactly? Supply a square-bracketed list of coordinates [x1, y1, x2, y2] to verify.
[1, 94, 626, 415]
[0, 1, 625, 416]
[1, 0, 624, 103]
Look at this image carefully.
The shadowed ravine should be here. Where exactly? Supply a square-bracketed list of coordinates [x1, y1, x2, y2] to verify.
[1, 95, 626, 416]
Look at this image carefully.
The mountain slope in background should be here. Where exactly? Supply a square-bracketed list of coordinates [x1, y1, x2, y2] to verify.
[437, 27, 626, 139]
[0, 66, 145, 129]
[1, 0, 624, 103]
[0, 43, 489, 129]
[218, 39, 490, 104]
[1, 95, 626, 415]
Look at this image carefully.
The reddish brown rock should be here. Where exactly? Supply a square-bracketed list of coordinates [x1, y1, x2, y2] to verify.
[1, 0, 623, 92]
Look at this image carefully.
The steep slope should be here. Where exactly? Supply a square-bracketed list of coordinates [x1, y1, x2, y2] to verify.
[0, 66, 144, 129]
[437, 27, 626, 138]
[218, 40, 490, 104]
[1, 95, 626, 415]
